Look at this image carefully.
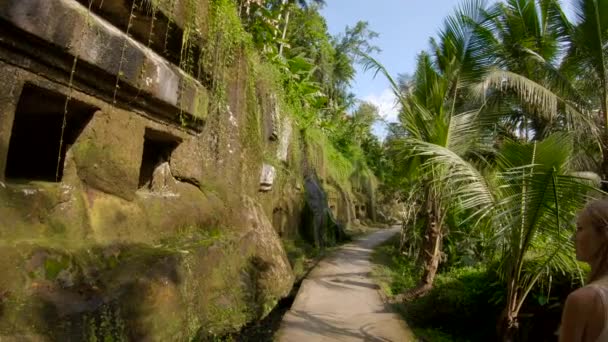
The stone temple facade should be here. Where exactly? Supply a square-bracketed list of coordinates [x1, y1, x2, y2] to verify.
[0, 0, 375, 339]
[0, 0, 297, 339]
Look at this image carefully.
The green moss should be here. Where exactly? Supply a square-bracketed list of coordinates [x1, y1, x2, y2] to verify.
[83, 304, 128, 342]
[193, 87, 210, 120]
[156, 226, 227, 251]
[303, 127, 353, 191]
[44, 255, 70, 280]
[0, 0, 377, 338]
[88, 194, 148, 243]
[0, 226, 269, 339]
[241, 57, 264, 165]
[0, 183, 88, 242]
[288, 126, 303, 172]
[282, 239, 319, 280]
[205, 299, 250, 334]
[204, 0, 250, 68]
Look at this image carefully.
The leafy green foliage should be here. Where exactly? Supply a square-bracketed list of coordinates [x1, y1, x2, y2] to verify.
[361, 0, 608, 339]
[235, 1, 384, 197]
[372, 239, 421, 296]
[282, 238, 320, 279]
[373, 237, 587, 341]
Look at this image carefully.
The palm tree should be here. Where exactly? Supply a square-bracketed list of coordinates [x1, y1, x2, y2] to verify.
[361, 0, 492, 298]
[410, 132, 598, 340]
[361, 1, 603, 338]
[486, 134, 596, 340]
[388, 48, 599, 338]
[467, 0, 602, 173]
[467, 0, 578, 140]
[560, 0, 608, 183]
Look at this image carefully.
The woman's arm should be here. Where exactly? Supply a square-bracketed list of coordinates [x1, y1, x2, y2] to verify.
[560, 287, 598, 342]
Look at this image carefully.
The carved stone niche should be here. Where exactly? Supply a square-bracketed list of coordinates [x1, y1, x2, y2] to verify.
[4, 83, 97, 183]
[276, 116, 292, 163]
[329, 204, 337, 218]
[259, 163, 276, 192]
[137, 128, 182, 192]
[262, 93, 293, 163]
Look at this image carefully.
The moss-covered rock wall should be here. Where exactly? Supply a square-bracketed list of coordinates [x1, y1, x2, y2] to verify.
[0, 0, 377, 339]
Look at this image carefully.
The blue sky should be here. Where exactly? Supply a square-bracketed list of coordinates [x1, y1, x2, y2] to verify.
[320, 1, 576, 136]
[321, 0, 465, 125]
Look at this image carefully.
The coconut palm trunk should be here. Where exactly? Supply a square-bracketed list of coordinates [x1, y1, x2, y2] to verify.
[498, 264, 524, 341]
[601, 103, 608, 189]
[407, 185, 444, 299]
[602, 134, 608, 190]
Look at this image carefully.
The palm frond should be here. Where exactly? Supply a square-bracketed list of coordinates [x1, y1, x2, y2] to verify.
[403, 138, 497, 216]
[474, 69, 598, 139]
[358, 51, 407, 108]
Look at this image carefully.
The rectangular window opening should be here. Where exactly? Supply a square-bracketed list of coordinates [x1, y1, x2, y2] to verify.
[5, 83, 97, 182]
[138, 128, 181, 189]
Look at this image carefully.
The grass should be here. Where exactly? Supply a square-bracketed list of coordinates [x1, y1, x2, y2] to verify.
[371, 234, 588, 341]
[371, 236, 502, 342]
[371, 236, 419, 297]
[282, 238, 322, 280]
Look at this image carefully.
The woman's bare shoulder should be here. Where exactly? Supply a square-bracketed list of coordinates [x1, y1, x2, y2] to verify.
[566, 286, 602, 309]
[562, 285, 607, 341]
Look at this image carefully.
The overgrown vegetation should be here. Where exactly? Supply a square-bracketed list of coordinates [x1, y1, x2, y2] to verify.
[191, 0, 608, 339]
[12, 0, 388, 338]
[363, 0, 608, 340]
[235, 0, 382, 200]
[373, 237, 586, 341]
[282, 238, 321, 279]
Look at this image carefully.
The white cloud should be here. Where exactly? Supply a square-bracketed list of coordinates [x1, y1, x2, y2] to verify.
[362, 88, 400, 123]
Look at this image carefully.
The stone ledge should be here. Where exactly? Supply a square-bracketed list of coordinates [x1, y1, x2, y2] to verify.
[0, 0, 207, 127]
[72, 0, 209, 67]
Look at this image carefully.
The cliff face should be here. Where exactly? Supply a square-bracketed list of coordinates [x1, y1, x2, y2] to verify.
[0, 0, 374, 339]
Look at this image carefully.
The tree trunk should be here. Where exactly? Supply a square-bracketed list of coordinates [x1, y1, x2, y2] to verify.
[404, 192, 443, 300]
[278, 8, 291, 56]
[497, 265, 521, 341]
[273, 0, 289, 55]
[600, 89, 608, 190]
[399, 208, 415, 254]
[399, 220, 407, 252]
[601, 136, 608, 192]
[497, 306, 519, 342]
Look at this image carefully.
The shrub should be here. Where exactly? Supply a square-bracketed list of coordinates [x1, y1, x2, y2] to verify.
[404, 266, 503, 341]
[373, 236, 587, 341]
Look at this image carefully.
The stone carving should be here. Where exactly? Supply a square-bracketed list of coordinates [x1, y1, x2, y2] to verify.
[277, 116, 292, 163]
[149, 161, 176, 192]
[259, 163, 276, 192]
[269, 94, 280, 141]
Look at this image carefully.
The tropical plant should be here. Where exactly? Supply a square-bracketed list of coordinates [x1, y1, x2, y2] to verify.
[362, 1, 607, 339]
[430, 134, 598, 340]
[560, 0, 608, 182]
[361, 0, 492, 299]
[468, 0, 601, 170]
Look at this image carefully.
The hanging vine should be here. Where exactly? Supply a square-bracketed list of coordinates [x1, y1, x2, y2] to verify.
[55, 0, 97, 181]
[112, 0, 139, 105]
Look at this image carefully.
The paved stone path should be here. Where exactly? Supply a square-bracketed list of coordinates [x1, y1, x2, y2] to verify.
[275, 227, 416, 342]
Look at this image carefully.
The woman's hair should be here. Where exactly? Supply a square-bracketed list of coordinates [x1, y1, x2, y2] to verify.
[583, 199, 608, 282]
